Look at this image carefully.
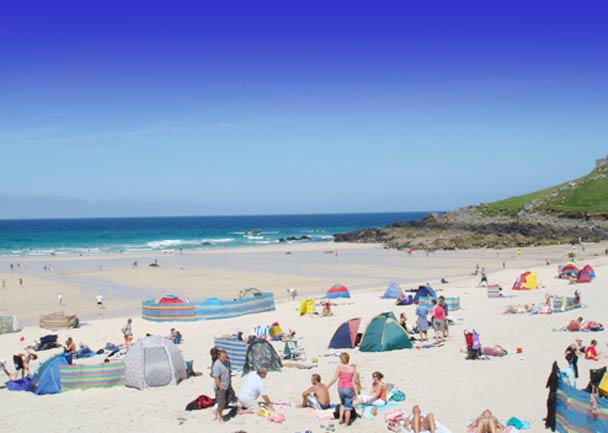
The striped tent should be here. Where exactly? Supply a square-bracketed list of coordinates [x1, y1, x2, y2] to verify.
[0, 315, 19, 334]
[142, 292, 275, 322]
[60, 362, 125, 391]
[555, 376, 608, 433]
[39, 312, 78, 330]
[418, 296, 461, 311]
[325, 284, 350, 299]
[214, 337, 247, 371]
[552, 296, 581, 313]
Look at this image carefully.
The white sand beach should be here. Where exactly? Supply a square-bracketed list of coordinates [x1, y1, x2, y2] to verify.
[1, 241, 607, 433]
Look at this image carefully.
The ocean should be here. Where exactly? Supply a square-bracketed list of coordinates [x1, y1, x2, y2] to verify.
[0, 212, 433, 257]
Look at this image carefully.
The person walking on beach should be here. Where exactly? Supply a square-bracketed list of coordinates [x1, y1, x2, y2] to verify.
[479, 268, 488, 286]
[19, 277, 23, 287]
[96, 294, 104, 308]
[58, 292, 64, 306]
[122, 318, 133, 350]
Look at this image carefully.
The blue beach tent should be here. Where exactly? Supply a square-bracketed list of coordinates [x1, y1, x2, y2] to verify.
[413, 285, 437, 303]
[28, 353, 71, 395]
[381, 283, 403, 299]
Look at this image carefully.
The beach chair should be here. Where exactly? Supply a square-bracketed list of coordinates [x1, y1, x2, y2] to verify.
[283, 340, 306, 361]
[464, 329, 481, 360]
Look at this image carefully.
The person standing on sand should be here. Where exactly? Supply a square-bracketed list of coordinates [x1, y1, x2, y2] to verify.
[431, 299, 445, 342]
[479, 269, 488, 286]
[415, 301, 430, 341]
[58, 292, 64, 306]
[122, 318, 133, 350]
[19, 277, 23, 287]
[212, 350, 235, 422]
[327, 352, 360, 426]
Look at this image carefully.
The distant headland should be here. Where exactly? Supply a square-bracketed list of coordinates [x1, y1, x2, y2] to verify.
[335, 156, 608, 250]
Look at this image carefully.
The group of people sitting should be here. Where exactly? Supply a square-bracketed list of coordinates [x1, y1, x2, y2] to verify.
[564, 317, 604, 332]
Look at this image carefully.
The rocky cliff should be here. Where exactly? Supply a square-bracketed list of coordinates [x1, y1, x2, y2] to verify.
[335, 157, 608, 250]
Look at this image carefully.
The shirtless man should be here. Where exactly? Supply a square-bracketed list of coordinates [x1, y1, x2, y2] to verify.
[297, 374, 330, 410]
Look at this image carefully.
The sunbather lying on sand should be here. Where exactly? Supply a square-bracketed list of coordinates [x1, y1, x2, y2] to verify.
[403, 405, 436, 433]
[460, 345, 507, 357]
[503, 305, 531, 314]
[469, 409, 504, 433]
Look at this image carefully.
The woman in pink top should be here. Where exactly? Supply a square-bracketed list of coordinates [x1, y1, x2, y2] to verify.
[431, 299, 445, 342]
[327, 352, 360, 426]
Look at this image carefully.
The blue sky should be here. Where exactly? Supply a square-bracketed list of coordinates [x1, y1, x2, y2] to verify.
[0, 1, 606, 218]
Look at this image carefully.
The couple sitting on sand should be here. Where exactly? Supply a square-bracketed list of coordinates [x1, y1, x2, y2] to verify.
[297, 370, 388, 412]
[564, 317, 604, 332]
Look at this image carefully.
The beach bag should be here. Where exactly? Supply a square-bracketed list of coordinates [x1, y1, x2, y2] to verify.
[185, 394, 215, 411]
[333, 404, 358, 422]
[506, 417, 524, 429]
[390, 389, 405, 401]
[257, 402, 271, 417]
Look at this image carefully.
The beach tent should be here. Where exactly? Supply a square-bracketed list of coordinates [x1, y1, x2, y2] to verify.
[239, 288, 263, 299]
[325, 284, 351, 299]
[28, 353, 71, 395]
[124, 336, 187, 390]
[359, 312, 412, 352]
[0, 315, 19, 334]
[413, 285, 437, 303]
[158, 295, 184, 304]
[214, 337, 247, 371]
[576, 270, 593, 283]
[581, 264, 596, 278]
[512, 272, 538, 290]
[39, 311, 78, 330]
[328, 318, 362, 349]
[298, 299, 316, 316]
[60, 362, 125, 391]
[558, 262, 579, 279]
[242, 337, 282, 375]
[381, 283, 403, 299]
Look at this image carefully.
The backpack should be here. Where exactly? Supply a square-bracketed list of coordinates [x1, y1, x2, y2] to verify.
[185, 394, 215, 411]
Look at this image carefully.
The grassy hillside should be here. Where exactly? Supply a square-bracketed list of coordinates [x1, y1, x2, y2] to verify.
[479, 162, 608, 216]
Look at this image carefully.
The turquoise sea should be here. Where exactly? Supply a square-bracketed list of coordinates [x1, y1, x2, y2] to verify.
[0, 212, 433, 257]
